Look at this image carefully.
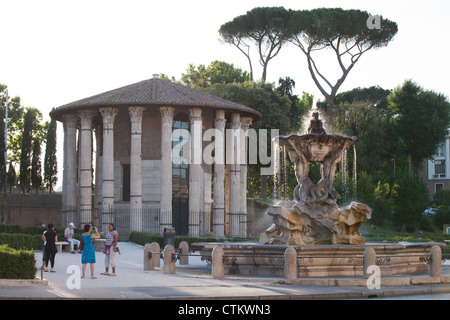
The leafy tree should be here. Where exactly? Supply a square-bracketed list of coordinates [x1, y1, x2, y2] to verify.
[31, 137, 42, 193]
[333, 86, 391, 109]
[432, 189, 450, 207]
[181, 61, 249, 88]
[277, 77, 313, 133]
[1, 85, 46, 169]
[391, 172, 429, 231]
[207, 81, 292, 133]
[371, 180, 393, 226]
[326, 86, 400, 181]
[0, 105, 4, 192]
[44, 117, 57, 193]
[431, 189, 450, 228]
[286, 8, 398, 127]
[219, 7, 291, 81]
[388, 80, 450, 175]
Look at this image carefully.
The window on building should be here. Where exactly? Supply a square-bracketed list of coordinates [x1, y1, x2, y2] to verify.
[435, 183, 444, 193]
[434, 160, 446, 177]
[437, 143, 446, 157]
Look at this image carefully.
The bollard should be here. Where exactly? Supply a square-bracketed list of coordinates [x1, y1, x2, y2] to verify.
[179, 241, 189, 265]
[143, 243, 152, 270]
[152, 242, 161, 268]
[363, 247, 376, 279]
[212, 245, 224, 279]
[163, 244, 176, 274]
[430, 245, 442, 277]
[144, 242, 161, 270]
[284, 247, 297, 281]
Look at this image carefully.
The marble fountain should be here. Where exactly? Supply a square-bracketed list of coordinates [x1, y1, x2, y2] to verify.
[193, 113, 443, 277]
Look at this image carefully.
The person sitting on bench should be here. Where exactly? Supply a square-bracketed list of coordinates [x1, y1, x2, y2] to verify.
[64, 222, 81, 254]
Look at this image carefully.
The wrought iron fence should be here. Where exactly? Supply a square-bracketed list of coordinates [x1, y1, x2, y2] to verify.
[98, 205, 161, 238]
[63, 202, 265, 238]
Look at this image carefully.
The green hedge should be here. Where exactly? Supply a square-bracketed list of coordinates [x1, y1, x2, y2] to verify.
[0, 224, 84, 250]
[129, 231, 163, 247]
[0, 244, 37, 279]
[0, 224, 83, 238]
[0, 233, 44, 250]
[129, 231, 255, 248]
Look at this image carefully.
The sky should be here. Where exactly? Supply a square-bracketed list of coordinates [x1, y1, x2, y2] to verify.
[1, 0, 450, 189]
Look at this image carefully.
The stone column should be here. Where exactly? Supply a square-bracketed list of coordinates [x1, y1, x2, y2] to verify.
[160, 106, 175, 234]
[239, 116, 252, 237]
[93, 124, 101, 228]
[78, 110, 95, 227]
[62, 114, 79, 227]
[62, 117, 68, 227]
[228, 113, 241, 237]
[213, 110, 226, 238]
[189, 107, 202, 237]
[99, 108, 118, 229]
[128, 106, 145, 232]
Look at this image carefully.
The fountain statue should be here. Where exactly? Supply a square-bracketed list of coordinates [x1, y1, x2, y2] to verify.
[260, 112, 372, 245]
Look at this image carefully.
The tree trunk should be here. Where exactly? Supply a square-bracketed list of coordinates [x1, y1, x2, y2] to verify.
[325, 97, 335, 131]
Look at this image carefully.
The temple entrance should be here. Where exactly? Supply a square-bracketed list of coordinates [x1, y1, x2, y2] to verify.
[172, 113, 189, 235]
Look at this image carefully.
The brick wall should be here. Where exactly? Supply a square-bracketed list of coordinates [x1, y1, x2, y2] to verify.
[2, 193, 62, 227]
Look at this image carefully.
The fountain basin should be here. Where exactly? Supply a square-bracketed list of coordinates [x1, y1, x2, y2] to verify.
[192, 242, 445, 278]
[276, 133, 356, 163]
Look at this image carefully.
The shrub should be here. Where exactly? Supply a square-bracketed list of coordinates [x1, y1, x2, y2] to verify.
[0, 244, 37, 279]
[0, 224, 23, 234]
[0, 233, 44, 250]
[434, 206, 450, 229]
[129, 231, 163, 247]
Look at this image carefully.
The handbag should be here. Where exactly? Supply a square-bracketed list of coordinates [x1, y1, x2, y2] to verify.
[103, 244, 111, 255]
[79, 237, 84, 251]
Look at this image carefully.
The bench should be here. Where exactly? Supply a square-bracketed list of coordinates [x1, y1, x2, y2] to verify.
[55, 241, 71, 253]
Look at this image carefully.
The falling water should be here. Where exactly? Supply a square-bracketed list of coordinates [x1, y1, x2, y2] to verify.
[353, 144, 357, 200]
[283, 146, 288, 199]
[273, 139, 280, 199]
[341, 149, 349, 202]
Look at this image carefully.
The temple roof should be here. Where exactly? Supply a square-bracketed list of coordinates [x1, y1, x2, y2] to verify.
[50, 75, 262, 121]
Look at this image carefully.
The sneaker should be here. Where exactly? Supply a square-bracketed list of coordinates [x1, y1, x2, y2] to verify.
[71, 251, 76, 254]
[78, 250, 82, 254]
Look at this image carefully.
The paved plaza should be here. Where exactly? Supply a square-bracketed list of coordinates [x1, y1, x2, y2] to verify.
[0, 241, 449, 301]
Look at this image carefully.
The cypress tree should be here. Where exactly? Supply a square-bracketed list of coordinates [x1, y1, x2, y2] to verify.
[7, 162, 15, 193]
[19, 109, 33, 193]
[31, 137, 42, 193]
[44, 117, 57, 193]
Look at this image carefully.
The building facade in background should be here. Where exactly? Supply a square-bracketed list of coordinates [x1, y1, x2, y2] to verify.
[421, 132, 450, 197]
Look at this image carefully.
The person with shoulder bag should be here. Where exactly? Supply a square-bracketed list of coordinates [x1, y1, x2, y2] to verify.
[101, 223, 119, 276]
